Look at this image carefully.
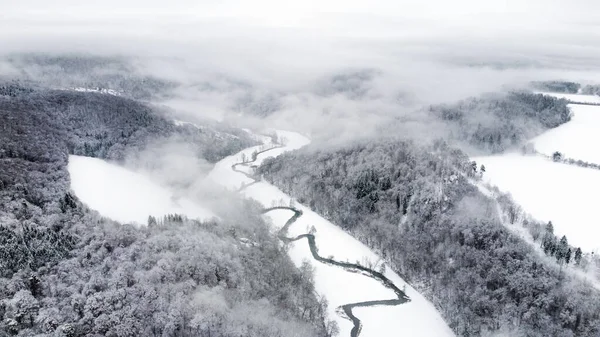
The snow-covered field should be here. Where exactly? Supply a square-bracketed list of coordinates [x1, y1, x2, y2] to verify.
[208, 130, 453, 337]
[474, 154, 600, 253]
[68, 155, 214, 225]
[536, 92, 600, 104]
[474, 101, 600, 253]
[532, 104, 600, 164]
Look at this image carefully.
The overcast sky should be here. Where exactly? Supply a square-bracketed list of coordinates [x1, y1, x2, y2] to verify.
[2, 0, 599, 52]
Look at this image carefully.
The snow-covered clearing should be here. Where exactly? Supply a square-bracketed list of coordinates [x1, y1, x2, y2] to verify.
[536, 92, 600, 104]
[532, 104, 600, 164]
[173, 119, 202, 129]
[474, 154, 600, 253]
[68, 155, 214, 225]
[68, 87, 122, 96]
[208, 130, 453, 337]
[474, 101, 600, 254]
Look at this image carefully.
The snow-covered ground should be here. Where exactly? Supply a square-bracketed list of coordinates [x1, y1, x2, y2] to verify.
[242, 128, 273, 144]
[70, 87, 122, 96]
[474, 102, 600, 253]
[68, 155, 214, 225]
[208, 130, 453, 337]
[532, 104, 600, 164]
[536, 92, 600, 104]
[173, 119, 202, 129]
[471, 178, 600, 291]
[474, 154, 600, 253]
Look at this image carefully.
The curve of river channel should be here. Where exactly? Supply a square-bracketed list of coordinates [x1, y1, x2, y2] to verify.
[231, 143, 410, 337]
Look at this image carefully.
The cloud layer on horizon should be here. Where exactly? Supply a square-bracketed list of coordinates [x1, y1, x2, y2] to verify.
[2, 0, 600, 141]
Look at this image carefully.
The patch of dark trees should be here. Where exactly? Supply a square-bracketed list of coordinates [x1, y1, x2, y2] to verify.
[429, 91, 571, 153]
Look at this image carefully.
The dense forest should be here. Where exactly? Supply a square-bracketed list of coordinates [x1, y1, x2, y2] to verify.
[258, 138, 600, 336]
[530, 80, 600, 97]
[0, 82, 254, 164]
[581, 85, 600, 96]
[0, 78, 329, 336]
[3, 54, 176, 101]
[0, 202, 328, 336]
[427, 92, 571, 153]
[531, 81, 581, 94]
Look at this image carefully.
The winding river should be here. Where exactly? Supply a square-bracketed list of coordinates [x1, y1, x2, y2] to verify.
[231, 144, 411, 337]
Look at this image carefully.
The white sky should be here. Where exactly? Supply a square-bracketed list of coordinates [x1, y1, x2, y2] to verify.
[3, 0, 600, 34]
[1, 0, 598, 57]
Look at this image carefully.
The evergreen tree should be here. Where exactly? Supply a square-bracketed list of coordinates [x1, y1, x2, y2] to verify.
[542, 222, 557, 256]
[574, 247, 583, 265]
[147, 215, 157, 226]
[546, 221, 554, 234]
[471, 161, 478, 174]
[553, 151, 563, 162]
[555, 235, 569, 263]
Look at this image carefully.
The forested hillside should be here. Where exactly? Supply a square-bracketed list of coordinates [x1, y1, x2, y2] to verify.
[0, 83, 254, 163]
[0, 202, 328, 336]
[427, 92, 571, 153]
[3, 54, 176, 101]
[258, 139, 600, 336]
[0, 81, 328, 336]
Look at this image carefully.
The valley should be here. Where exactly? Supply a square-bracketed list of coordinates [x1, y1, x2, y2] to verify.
[61, 91, 600, 336]
[65, 128, 454, 336]
[4, 1, 600, 335]
[208, 130, 454, 337]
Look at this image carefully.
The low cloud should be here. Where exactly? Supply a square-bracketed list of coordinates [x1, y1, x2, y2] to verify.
[124, 138, 213, 191]
[2, 0, 600, 141]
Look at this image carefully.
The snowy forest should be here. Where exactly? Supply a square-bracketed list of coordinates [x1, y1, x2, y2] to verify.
[530, 80, 600, 99]
[258, 92, 600, 336]
[426, 92, 572, 153]
[531, 81, 581, 94]
[0, 62, 330, 336]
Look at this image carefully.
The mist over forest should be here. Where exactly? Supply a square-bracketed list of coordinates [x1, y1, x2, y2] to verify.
[2, 1, 600, 337]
